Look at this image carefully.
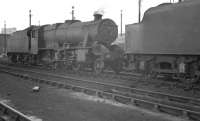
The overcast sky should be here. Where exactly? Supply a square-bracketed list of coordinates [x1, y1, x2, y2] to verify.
[0, 0, 179, 32]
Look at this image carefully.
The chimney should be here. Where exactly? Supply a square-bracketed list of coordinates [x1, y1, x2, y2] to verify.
[94, 13, 103, 21]
[93, 10, 104, 21]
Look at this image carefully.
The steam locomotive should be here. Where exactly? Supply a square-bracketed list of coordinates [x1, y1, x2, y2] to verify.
[125, 0, 200, 79]
[7, 12, 123, 73]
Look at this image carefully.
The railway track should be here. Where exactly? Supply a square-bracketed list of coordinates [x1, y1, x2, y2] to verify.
[3, 62, 179, 91]
[0, 60, 187, 92]
[0, 101, 34, 121]
[3, 62, 198, 97]
[0, 64, 200, 121]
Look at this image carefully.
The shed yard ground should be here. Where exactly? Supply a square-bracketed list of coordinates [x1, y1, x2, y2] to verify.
[0, 73, 187, 121]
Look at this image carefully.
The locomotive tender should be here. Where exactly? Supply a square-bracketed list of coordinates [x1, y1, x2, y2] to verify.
[125, 0, 200, 79]
[7, 12, 121, 73]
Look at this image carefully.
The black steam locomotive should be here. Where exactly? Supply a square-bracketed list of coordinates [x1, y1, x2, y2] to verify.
[7, 12, 123, 73]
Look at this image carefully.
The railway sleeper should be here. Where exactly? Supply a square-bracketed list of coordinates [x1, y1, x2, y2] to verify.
[72, 86, 84, 92]
[145, 92, 167, 100]
[158, 104, 184, 117]
[113, 95, 132, 104]
[83, 89, 97, 96]
[50, 81, 59, 86]
[150, 102, 199, 120]
[44, 80, 51, 85]
[38, 79, 45, 84]
[97, 92, 113, 100]
[132, 99, 155, 111]
[57, 83, 65, 88]
[64, 84, 72, 89]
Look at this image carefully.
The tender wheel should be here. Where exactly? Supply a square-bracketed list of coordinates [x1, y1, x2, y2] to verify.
[93, 58, 104, 74]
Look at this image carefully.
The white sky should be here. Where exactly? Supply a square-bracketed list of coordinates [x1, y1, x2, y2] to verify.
[0, 0, 179, 33]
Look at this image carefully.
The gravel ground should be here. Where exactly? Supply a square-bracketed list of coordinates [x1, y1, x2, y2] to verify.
[0, 72, 188, 121]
